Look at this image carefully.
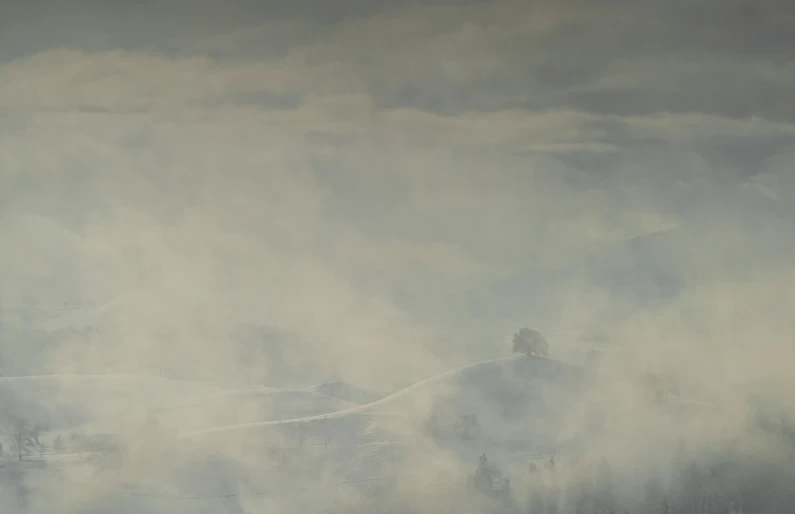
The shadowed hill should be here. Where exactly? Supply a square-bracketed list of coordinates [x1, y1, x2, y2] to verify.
[310, 380, 387, 405]
[178, 355, 586, 444]
[471, 228, 685, 322]
[0, 374, 358, 434]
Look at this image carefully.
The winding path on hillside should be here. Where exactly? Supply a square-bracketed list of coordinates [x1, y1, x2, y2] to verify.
[176, 355, 555, 438]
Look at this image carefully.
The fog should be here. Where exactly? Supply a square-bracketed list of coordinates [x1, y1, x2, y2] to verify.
[1, 1, 794, 512]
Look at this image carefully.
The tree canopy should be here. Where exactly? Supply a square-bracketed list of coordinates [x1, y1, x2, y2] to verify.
[512, 327, 549, 357]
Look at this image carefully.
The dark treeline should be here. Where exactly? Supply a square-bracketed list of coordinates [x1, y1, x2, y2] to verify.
[335, 440, 795, 514]
[522, 441, 795, 514]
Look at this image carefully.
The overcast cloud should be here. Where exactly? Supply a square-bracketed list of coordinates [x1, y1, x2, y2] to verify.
[1, 0, 794, 386]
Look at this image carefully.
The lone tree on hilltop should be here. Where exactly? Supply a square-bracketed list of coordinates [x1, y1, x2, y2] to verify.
[512, 327, 549, 357]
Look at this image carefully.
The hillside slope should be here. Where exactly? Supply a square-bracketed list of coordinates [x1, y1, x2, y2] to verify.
[310, 380, 386, 405]
[0, 374, 359, 434]
[179, 355, 585, 443]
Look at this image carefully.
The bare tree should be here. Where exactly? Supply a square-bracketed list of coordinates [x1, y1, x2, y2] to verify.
[7, 418, 47, 461]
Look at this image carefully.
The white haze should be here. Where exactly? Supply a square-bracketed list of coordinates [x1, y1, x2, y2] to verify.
[1, 1, 794, 513]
